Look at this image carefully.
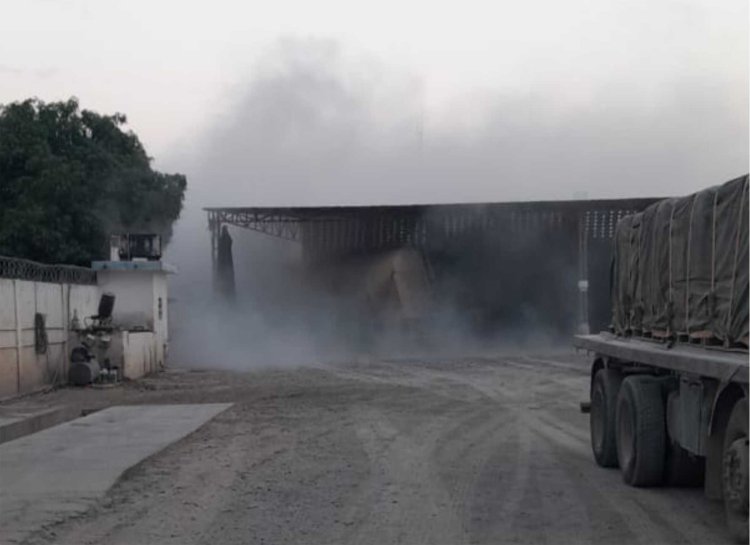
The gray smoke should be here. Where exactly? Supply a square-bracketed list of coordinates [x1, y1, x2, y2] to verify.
[165, 38, 748, 369]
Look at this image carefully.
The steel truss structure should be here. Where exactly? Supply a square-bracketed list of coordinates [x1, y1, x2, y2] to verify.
[205, 197, 658, 258]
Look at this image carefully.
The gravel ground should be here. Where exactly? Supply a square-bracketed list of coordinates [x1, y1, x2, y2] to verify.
[19, 350, 731, 545]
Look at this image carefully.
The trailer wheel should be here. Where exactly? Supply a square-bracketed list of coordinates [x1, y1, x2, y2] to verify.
[616, 376, 666, 486]
[590, 368, 622, 467]
[722, 398, 748, 543]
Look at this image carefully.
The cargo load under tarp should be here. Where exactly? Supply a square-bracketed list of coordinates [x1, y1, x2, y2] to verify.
[612, 174, 749, 346]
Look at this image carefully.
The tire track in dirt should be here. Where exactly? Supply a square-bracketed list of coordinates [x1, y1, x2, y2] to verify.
[21, 356, 733, 545]
[464, 416, 534, 544]
[432, 405, 518, 537]
[343, 405, 466, 545]
[528, 409, 729, 544]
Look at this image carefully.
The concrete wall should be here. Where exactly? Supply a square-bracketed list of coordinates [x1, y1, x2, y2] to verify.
[97, 269, 169, 371]
[1, 267, 171, 399]
[151, 273, 168, 367]
[105, 330, 159, 380]
[97, 270, 155, 330]
[121, 331, 158, 379]
[0, 279, 99, 399]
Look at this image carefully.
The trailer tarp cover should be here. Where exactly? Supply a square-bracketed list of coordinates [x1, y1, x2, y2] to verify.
[612, 174, 749, 346]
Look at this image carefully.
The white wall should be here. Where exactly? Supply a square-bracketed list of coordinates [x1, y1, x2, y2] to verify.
[97, 269, 169, 370]
[151, 273, 168, 367]
[120, 331, 158, 379]
[0, 267, 171, 399]
[0, 278, 99, 399]
[96, 271, 155, 330]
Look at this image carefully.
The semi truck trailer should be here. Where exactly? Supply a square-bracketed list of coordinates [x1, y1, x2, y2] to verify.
[575, 174, 749, 542]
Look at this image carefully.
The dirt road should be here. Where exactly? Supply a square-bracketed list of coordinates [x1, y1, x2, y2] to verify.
[24, 351, 731, 544]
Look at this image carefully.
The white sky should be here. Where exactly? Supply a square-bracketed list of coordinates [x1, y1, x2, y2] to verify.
[1, 0, 748, 204]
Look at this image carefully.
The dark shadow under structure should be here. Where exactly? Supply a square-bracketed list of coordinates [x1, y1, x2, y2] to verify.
[215, 225, 235, 300]
[206, 197, 659, 338]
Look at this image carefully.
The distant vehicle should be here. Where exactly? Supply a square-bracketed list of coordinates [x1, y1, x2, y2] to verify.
[575, 175, 749, 542]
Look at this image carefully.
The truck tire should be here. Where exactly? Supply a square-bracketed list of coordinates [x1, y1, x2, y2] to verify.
[722, 398, 748, 543]
[590, 368, 622, 467]
[665, 442, 704, 487]
[616, 375, 666, 486]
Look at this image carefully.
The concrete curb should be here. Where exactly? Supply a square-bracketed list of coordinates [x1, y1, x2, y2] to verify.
[0, 405, 80, 445]
[1, 403, 234, 543]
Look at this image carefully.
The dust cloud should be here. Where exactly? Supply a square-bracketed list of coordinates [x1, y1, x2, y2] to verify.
[166, 38, 748, 369]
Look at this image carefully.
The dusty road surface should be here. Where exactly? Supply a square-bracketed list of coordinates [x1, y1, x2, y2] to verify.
[22, 351, 730, 545]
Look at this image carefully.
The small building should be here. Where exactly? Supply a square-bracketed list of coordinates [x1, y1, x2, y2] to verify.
[91, 260, 175, 380]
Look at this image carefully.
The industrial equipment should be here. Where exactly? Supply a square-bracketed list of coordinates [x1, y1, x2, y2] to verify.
[69, 292, 119, 386]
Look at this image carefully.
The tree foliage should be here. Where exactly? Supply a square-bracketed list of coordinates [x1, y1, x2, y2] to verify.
[0, 98, 186, 265]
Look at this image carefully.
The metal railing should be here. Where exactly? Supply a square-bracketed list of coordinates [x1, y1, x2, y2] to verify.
[0, 255, 97, 285]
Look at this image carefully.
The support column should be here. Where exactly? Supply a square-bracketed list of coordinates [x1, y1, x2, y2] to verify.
[61, 283, 69, 385]
[216, 225, 236, 301]
[208, 211, 221, 293]
[13, 279, 21, 395]
[577, 214, 590, 334]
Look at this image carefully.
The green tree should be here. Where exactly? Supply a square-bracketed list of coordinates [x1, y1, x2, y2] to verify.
[0, 98, 186, 265]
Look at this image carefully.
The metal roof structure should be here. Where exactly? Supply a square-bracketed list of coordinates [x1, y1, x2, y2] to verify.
[204, 197, 661, 244]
